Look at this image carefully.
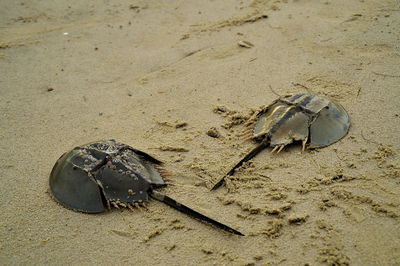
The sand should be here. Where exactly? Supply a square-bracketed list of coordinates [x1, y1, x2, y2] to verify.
[1, 0, 399, 265]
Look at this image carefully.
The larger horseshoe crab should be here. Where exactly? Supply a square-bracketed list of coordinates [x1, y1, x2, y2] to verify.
[50, 139, 243, 235]
[211, 92, 350, 190]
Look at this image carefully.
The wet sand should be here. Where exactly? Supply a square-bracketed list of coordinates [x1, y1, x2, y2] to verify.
[1, 0, 399, 265]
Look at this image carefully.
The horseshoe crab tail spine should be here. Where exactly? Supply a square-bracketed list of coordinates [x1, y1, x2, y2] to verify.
[150, 190, 244, 236]
[211, 141, 269, 191]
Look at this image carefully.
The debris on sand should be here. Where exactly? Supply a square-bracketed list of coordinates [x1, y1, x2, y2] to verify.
[206, 127, 221, 138]
[288, 214, 309, 225]
[156, 145, 189, 152]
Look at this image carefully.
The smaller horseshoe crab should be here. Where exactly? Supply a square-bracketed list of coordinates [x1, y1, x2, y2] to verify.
[50, 140, 243, 235]
[212, 92, 350, 190]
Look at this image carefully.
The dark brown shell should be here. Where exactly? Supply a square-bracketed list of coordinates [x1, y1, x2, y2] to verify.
[50, 140, 244, 235]
[211, 92, 350, 190]
[252, 92, 350, 149]
[49, 140, 165, 213]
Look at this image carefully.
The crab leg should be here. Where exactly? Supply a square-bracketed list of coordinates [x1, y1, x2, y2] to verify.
[211, 141, 269, 191]
[277, 145, 285, 153]
[302, 137, 308, 152]
[111, 202, 120, 209]
[150, 190, 244, 236]
[127, 203, 136, 211]
[270, 146, 279, 153]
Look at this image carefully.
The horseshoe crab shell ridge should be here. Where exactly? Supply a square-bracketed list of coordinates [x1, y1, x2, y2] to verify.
[49, 139, 243, 236]
[211, 92, 350, 190]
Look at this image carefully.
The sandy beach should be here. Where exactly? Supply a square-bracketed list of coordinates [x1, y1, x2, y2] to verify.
[1, 0, 399, 265]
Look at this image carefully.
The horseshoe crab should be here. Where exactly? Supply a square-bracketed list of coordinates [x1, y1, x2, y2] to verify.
[50, 139, 243, 235]
[211, 92, 350, 190]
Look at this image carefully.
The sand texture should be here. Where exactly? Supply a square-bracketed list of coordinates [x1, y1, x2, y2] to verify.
[1, 0, 400, 265]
